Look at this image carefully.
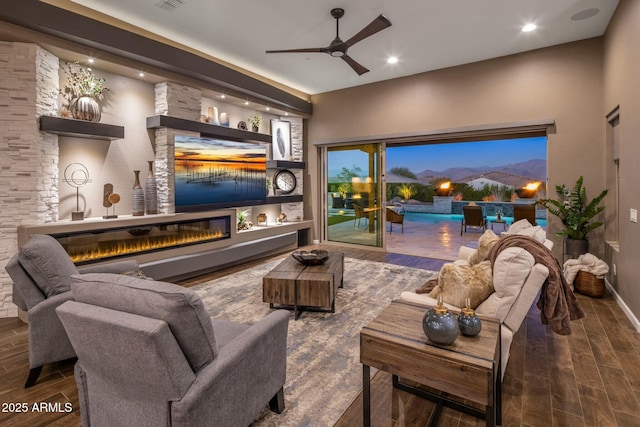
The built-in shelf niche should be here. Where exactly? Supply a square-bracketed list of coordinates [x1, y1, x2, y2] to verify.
[40, 116, 125, 140]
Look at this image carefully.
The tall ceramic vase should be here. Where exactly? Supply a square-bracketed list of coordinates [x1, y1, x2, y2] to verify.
[145, 161, 158, 214]
[131, 170, 145, 216]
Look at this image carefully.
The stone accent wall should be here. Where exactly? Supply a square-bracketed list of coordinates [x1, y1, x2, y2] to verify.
[154, 82, 201, 120]
[0, 43, 59, 318]
[154, 127, 198, 214]
[153, 81, 202, 214]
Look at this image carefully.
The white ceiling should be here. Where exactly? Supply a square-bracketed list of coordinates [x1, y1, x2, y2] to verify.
[72, 0, 619, 95]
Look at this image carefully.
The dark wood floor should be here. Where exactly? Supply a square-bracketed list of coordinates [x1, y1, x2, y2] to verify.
[1, 245, 639, 426]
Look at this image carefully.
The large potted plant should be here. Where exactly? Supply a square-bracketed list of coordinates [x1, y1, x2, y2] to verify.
[536, 176, 607, 258]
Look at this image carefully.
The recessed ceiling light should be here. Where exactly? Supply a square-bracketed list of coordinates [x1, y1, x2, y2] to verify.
[244, 101, 249, 105]
[387, 56, 398, 64]
[220, 94, 226, 99]
[522, 23, 537, 32]
[284, 112, 289, 116]
[138, 72, 145, 78]
[571, 8, 599, 21]
[88, 58, 95, 64]
[265, 107, 270, 111]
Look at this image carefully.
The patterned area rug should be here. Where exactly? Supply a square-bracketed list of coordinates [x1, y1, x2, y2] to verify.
[191, 256, 438, 427]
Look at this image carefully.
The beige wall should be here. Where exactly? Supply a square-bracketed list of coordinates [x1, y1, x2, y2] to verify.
[602, 0, 640, 321]
[308, 38, 605, 253]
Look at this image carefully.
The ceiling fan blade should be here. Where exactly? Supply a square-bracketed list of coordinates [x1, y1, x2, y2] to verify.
[342, 55, 369, 75]
[266, 47, 328, 54]
[344, 14, 391, 48]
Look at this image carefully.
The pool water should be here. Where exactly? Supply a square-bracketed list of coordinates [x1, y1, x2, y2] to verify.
[403, 212, 547, 227]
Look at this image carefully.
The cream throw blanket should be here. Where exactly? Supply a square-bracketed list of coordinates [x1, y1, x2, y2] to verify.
[563, 253, 609, 285]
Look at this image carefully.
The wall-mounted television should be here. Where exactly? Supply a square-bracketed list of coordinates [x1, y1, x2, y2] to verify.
[174, 136, 267, 212]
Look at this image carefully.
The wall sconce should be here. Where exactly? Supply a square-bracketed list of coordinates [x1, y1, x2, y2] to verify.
[515, 182, 541, 198]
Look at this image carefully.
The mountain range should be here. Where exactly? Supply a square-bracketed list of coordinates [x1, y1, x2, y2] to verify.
[414, 159, 546, 182]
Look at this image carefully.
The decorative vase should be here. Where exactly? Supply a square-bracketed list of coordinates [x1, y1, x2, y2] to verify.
[252, 125, 259, 132]
[422, 295, 459, 345]
[70, 96, 101, 122]
[131, 170, 145, 216]
[219, 112, 229, 127]
[145, 161, 158, 215]
[457, 298, 482, 337]
[208, 106, 220, 125]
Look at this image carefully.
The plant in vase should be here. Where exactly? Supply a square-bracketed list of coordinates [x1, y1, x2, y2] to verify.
[536, 176, 607, 257]
[237, 209, 253, 230]
[60, 61, 109, 122]
[247, 113, 262, 132]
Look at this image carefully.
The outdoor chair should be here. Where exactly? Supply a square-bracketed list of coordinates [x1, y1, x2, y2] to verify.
[330, 192, 345, 208]
[461, 205, 487, 235]
[5, 234, 139, 387]
[386, 207, 405, 233]
[56, 273, 289, 427]
[513, 203, 537, 226]
[353, 202, 368, 229]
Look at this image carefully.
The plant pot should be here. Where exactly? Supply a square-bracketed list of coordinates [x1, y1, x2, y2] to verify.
[565, 238, 589, 259]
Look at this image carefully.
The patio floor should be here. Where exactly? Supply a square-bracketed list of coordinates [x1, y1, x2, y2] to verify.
[327, 211, 544, 261]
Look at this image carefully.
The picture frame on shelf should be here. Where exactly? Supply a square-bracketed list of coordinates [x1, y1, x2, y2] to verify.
[271, 119, 291, 161]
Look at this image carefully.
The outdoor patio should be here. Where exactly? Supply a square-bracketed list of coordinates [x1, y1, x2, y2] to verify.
[327, 209, 546, 261]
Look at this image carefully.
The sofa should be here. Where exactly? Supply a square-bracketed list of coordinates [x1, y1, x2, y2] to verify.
[399, 220, 554, 378]
[56, 272, 290, 427]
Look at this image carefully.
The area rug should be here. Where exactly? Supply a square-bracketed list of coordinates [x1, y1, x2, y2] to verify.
[191, 257, 438, 427]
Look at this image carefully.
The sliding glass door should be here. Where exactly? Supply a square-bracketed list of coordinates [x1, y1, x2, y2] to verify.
[325, 143, 383, 247]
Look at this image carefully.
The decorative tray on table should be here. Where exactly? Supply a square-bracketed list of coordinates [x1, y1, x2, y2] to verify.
[291, 249, 329, 266]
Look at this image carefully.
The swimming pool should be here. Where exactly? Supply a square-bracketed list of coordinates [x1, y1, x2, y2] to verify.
[403, 212, 547, 227]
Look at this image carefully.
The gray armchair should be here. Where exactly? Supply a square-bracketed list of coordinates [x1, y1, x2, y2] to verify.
[5, 234, 139, 387]
[56, 272, 289, 427]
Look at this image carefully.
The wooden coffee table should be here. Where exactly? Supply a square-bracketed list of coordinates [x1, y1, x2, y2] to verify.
[360, 299, 501, 426]
[262, 252, 344, 320]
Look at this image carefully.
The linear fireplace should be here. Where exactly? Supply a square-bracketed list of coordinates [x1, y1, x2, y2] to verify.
[39, 216, 231, 265]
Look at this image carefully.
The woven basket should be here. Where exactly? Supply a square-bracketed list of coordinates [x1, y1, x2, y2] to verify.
[574, 270, 606, 298]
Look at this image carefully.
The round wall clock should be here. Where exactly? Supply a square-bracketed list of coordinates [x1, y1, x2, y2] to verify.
[237, 121, 248, 130]
[274, 169, 297, 194]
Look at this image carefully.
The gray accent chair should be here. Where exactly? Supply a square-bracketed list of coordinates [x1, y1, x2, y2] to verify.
[5, 234, 140, 388]
[56, 273, 290, 427]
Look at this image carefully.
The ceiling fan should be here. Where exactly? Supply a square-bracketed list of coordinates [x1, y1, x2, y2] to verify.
[265, 8, 392, 76]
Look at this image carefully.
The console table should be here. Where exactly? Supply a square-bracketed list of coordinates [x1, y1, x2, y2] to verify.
[360, 300, 501, 426]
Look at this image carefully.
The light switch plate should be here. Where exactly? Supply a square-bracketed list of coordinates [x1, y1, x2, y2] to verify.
[631, 208, 638, 223]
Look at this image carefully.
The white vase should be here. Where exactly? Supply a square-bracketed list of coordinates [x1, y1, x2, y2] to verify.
[208, 106, 220, 125]
[219, 112, 229, 127]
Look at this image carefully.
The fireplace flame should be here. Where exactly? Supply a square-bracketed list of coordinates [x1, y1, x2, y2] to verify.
[67, 229, 227, 263]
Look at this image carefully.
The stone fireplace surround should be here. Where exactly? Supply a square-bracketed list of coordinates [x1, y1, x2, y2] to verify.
[0, 41, 306, 318]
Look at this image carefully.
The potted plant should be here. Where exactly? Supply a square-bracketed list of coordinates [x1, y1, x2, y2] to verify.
[237, 209, 252, 230]
[60, 61, 109, 122]
[536, 176, 607, 258]
[247, 113, 262, 132]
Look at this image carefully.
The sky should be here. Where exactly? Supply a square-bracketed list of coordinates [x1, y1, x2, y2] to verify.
[328, 137, 547, 177]
[387, 137, 547, 172]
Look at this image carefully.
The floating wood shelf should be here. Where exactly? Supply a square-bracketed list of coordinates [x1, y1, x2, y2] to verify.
[266, 160, 306, 169]
[40, 116, 124, 140]
[266, 195, 303, 203]
[147, 115, 272, 143]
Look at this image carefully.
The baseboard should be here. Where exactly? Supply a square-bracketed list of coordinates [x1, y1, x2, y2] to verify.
[605, 279, 640, 332]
